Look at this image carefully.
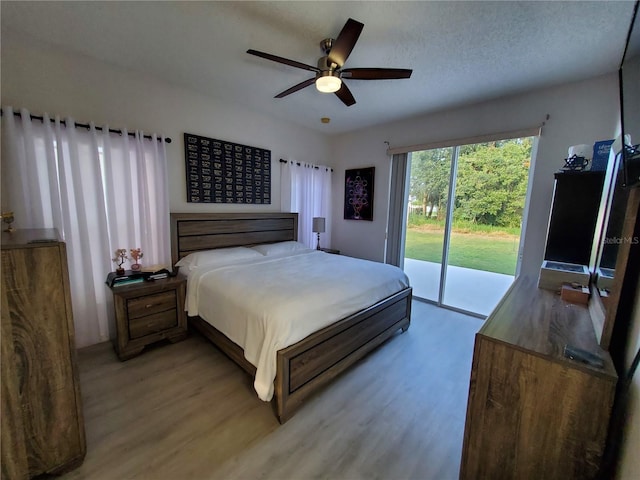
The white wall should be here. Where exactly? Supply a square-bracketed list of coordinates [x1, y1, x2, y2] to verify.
[330, 74, 620, 278]
[0, 30, 331, 214]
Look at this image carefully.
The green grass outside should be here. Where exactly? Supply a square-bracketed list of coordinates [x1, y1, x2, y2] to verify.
[405, 228, 520, 276]
[407, 214, 521, 236]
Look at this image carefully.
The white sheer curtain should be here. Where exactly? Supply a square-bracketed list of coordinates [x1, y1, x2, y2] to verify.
[280, 160, 332, 249]
[1, 106, 170, 348]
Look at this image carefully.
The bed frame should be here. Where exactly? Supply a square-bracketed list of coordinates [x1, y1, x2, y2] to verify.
[170, 212, 412, 423]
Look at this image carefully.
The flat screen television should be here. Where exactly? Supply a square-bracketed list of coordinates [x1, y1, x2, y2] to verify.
[592, 0, 640, 360]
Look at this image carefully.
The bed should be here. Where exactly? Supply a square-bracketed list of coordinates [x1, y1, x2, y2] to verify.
[170, 212, 412, 423]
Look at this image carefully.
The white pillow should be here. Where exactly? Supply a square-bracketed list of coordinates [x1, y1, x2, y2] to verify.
[175, 246, 263, 271]
[251, 241, 310, 256]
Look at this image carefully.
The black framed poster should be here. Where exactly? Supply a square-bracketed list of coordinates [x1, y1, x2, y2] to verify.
[344, 167, 374, 221]
[184, 133, 271, 204]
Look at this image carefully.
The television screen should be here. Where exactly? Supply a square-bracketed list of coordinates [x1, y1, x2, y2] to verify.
[620, 1, 640, 186]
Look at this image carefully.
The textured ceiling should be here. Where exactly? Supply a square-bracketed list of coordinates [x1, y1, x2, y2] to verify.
[1, 1, 635, 134]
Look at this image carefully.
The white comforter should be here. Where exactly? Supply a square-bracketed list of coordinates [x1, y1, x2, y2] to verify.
[185, 249, 410, 401]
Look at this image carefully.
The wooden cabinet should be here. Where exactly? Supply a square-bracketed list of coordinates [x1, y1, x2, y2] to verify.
[109, 276, 187, 360]
[1, 229, 85, 479]
[460, 276, 617, 480]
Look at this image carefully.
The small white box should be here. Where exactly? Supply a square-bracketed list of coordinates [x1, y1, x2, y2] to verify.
[595, 267, 615, 291]
[538, 260, 590, 291]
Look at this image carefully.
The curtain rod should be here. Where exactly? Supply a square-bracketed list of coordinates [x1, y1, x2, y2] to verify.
[0, 108, 172, 144]
[386, 122, 547, 156]
[279, 158, 333, 172]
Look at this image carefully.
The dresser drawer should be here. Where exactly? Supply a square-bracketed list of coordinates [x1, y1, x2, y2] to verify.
[127, 291, 176, 319]
[128, 309, 177, 339]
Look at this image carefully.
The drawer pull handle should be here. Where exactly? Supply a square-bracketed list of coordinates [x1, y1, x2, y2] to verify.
[145, 304, 153, 308]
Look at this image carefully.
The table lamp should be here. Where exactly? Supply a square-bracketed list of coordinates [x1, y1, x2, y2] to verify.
[312, 217, 325, 250]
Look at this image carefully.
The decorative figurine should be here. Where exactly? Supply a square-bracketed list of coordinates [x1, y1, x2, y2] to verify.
[562, 154, 589, 171]
[112, 248, 128, 275]
[0, 211, 15, 233]
[130, 248, 143, 272]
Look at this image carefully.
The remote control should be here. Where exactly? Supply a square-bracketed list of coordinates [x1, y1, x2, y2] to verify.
[563, 344, 604, 368]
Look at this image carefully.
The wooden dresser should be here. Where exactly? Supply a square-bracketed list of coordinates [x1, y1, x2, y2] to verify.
[460, 276, 617, 479]
[1, 229, 85, 479]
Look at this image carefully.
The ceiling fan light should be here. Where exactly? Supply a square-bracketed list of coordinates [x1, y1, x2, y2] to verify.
[316, 75, 342, 93]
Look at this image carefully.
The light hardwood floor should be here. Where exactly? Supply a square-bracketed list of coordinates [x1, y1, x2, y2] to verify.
[62, 301, 482, 480]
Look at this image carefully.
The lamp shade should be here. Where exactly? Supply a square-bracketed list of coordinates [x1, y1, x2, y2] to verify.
[312, 217, 326, 233]
[315, 75, 342, 93]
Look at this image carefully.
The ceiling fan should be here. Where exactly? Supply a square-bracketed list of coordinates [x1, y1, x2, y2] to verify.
[247, 18, 413, 107]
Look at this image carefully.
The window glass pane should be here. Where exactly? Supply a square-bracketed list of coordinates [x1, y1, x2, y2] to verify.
[404, 147, 452, 302]
[403, 137, 534, 316]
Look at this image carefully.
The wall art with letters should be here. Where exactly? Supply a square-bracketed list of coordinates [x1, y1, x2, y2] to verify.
[184, 133, 271, 204]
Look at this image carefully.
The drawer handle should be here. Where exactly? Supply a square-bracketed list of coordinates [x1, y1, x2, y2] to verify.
[145, 304, 153, 309]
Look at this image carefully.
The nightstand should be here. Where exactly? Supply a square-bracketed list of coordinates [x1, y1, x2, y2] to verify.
[319, 247, 340, 254]
[108, 275, 188, 360]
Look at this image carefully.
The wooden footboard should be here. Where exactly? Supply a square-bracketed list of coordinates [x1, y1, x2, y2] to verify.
[189, 287, 412, 423]
[275, 287, 412, 422]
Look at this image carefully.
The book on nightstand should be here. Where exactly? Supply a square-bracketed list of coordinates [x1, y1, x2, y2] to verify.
[111, 277, 145, 287]
[105, 266, 175, 287]
[141, 264, 173, 280]
[105, 271, 145, 287]
[140, 264, 170, 273]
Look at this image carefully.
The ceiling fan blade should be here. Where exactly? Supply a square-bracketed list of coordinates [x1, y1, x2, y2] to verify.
[341, 68, 413, 80]
[247, 49, 319, 73]
[275, 77, 316, 98]
[327, 18, 364, 67]
[335, 82, 356, 106]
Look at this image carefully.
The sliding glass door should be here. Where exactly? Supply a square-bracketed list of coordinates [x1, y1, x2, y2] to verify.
[403, 137, 534, 316]
[404, 147, 452, 302]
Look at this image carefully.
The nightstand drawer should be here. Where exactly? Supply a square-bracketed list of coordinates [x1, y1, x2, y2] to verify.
[127, 291, 176, 319]
[129, 309, 177, 339]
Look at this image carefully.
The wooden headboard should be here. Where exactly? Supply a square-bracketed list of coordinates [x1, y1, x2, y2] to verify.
[170, 212, 298, 266]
